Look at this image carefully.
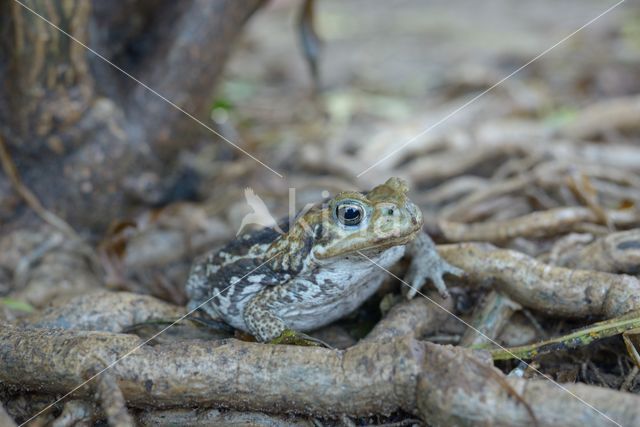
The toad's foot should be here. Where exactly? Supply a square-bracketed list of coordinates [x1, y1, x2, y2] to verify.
[405, 232, 463, 299]
[268, 329, 332, 348]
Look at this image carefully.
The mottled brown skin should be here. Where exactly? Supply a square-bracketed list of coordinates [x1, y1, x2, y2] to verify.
[186, 178, 462, 342]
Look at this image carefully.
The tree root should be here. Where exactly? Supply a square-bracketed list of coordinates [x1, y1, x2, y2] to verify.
[136, 407, 316, 427]
[553, 229, 640, 274]
[439, 207, 639, 243]
[364, 292, 453, 343]
[93, 372, 134, 427]
[23, 290, 184, 332]
[50, 400, 93, 427]
[438, 242, 640, 318]
[1, 325, 640, 426]
[459, 290, 521, 347]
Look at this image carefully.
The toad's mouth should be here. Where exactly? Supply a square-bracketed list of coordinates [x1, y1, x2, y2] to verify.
[313, 229, 420, 259]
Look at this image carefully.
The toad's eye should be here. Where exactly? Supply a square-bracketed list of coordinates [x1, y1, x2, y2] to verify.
[336, 202, 364, 226]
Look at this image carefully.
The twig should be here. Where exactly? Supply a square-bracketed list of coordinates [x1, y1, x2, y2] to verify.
[620, 366, 639, 392]
[0, 135, 79, 240]
[489, 311, 640, 361]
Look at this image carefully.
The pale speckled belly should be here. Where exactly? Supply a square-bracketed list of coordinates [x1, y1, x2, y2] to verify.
[280, 274, 387, 331]
[275, 245, 406, 331]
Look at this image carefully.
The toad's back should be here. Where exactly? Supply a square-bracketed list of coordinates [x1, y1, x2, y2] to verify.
[186, 225, 288, 326]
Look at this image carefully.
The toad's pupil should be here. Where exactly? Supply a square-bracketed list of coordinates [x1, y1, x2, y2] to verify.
[337, 204, 363, 226]
[344, 207, 359, 220]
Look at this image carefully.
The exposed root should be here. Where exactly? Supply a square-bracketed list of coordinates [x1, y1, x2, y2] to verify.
[1, 325, 639, 426]
[437, 243, 640, 318]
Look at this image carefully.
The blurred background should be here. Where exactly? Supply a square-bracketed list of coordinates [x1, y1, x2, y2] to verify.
[213, 0, 640, 232]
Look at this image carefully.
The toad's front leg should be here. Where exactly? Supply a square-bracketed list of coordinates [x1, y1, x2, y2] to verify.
[405, 231, 463, 299]
[244, 288, 326, 346]
[244, 291, 288, 342]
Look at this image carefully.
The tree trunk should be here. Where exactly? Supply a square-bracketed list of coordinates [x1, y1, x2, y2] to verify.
[0, 0, 264, 232]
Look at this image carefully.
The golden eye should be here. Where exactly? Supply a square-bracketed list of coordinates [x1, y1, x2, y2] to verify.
[336, 202, 364, 226]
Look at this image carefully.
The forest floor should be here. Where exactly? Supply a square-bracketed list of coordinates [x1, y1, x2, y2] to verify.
[3, 1, 640, 425]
